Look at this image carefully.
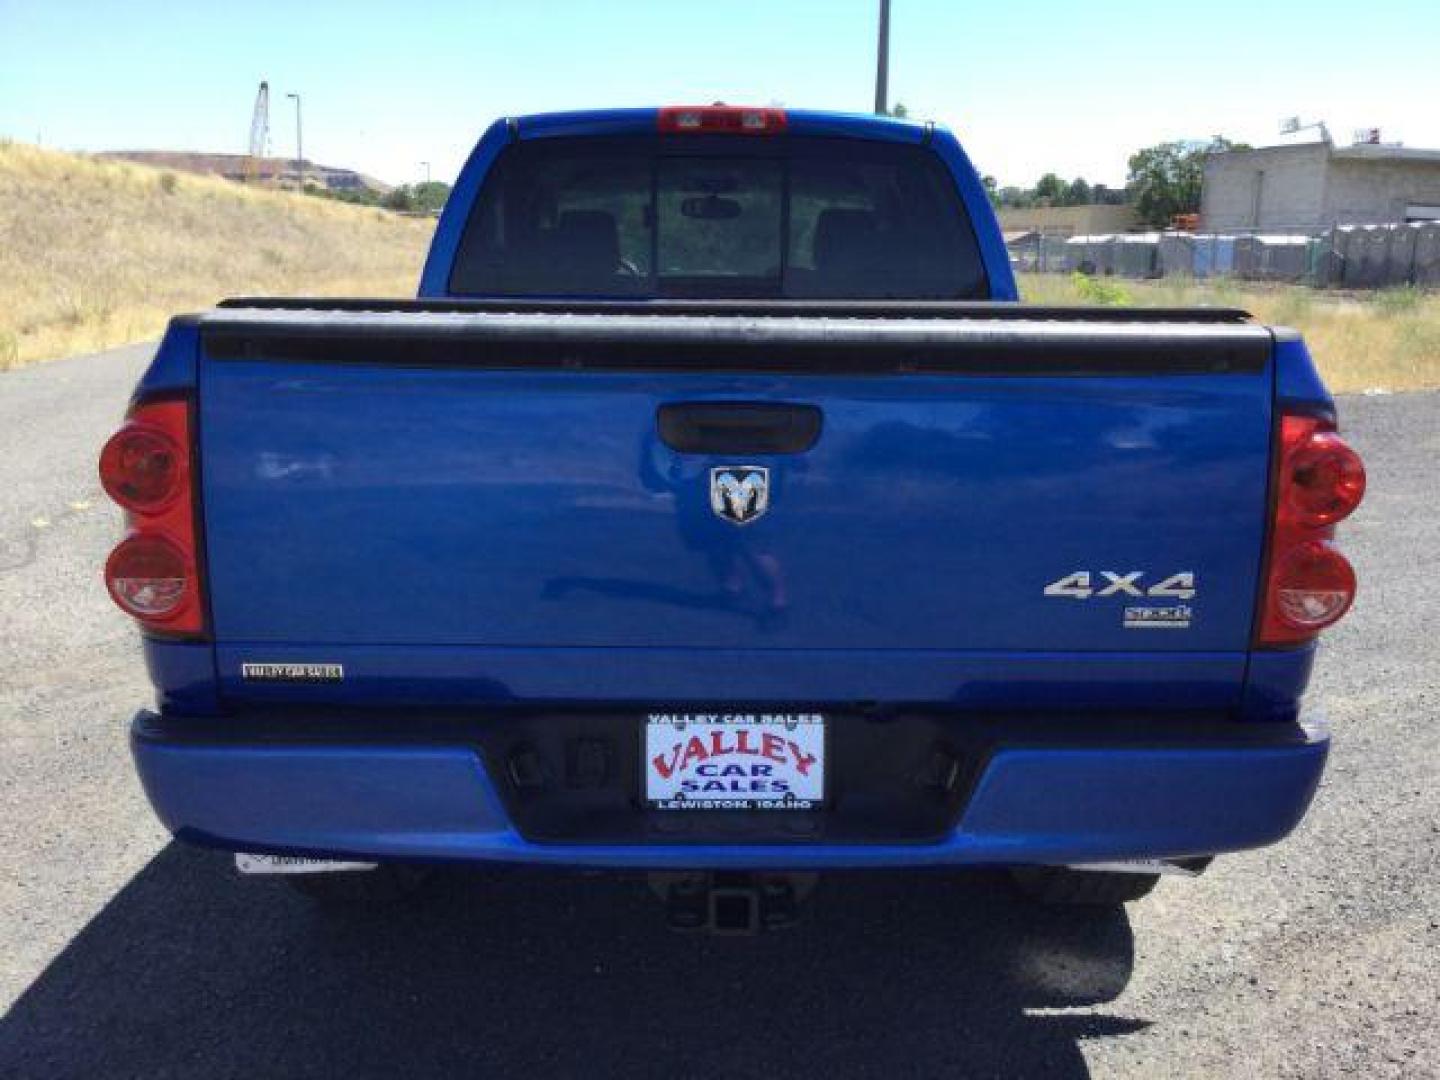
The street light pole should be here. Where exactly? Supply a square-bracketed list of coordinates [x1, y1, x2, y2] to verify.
[874, 0, 890, 115]
[286, 92, 303, 188]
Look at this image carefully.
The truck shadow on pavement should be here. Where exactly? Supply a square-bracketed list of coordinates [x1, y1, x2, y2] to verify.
[3, 844, 1149, 1079]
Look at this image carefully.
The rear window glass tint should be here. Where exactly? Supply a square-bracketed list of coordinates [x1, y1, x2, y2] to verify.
[656, 157, 783, 278]
[449, 136, 987, 300]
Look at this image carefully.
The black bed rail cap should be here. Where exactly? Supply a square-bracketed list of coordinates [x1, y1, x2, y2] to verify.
[199, 306, 1271, 377]
[216, 296, 1255, 324]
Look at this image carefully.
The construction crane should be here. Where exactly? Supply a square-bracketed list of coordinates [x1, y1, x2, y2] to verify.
[245, 81, 270, 184]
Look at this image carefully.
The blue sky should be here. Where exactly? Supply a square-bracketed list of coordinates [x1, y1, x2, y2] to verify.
[2, 0, 1437, 188]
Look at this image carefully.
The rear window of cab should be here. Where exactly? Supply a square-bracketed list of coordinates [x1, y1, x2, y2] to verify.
[449, 136, 989, 300]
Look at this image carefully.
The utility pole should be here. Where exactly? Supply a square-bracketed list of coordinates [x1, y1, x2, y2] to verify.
[286, 92, 303, 188]
[420, 161, 431, 186]
[874, 0, 891, 115]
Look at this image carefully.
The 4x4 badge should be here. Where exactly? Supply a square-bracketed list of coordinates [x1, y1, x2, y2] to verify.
[710, 466, 770, 526]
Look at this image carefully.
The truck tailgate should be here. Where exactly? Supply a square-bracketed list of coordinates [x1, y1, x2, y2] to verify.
[197, 309, 1274, 704]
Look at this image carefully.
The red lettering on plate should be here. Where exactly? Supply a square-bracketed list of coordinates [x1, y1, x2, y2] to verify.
[651, 745, 683, 779]
[788, 741, 817, 777]
[656, 726, 818, 781]
[679, 736, 709, 771]
[761, 733, 787, 763]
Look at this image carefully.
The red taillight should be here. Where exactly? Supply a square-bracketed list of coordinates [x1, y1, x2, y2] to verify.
[99, 396, 205, 637]
[1285, 430, 1366, 526]
[658, 105, 787, 135]
[106, 535, 191, 619]
[1258, 413, 1364, 646]
[100, 422, 183, 512]
[1272, 540, 1357, 630]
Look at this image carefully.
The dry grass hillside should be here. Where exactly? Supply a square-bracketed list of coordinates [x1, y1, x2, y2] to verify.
[2, 138, 1434, 393]
[1020, 273, 1440, 393]
[0, 141, 433, 368]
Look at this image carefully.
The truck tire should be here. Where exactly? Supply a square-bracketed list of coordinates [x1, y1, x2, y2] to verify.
[1009, 866, 1160, 906]
[283, 864, 430, 908]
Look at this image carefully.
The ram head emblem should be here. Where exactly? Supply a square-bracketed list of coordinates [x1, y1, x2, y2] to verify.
[709, 466, 770, 526]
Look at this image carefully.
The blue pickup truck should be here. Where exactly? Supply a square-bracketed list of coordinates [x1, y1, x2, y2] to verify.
[103, 107, 1365, 927]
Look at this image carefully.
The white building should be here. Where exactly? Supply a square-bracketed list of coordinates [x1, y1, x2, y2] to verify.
[1201, 140, 1440, 232]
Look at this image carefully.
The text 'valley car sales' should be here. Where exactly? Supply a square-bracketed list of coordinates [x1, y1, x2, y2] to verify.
[645, 713, 826, 810]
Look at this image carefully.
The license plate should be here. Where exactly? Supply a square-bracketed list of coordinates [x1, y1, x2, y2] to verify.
[643, 712, 826, 810]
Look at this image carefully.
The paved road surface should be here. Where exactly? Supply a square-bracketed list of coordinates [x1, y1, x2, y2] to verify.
[1, 344, 1436, 1078]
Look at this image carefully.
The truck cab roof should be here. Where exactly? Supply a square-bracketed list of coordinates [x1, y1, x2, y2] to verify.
[419, 105, 1016, 301]
[507, 106, 934, 143]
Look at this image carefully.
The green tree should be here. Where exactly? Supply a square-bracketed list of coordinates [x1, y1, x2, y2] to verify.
[997, 185, 1033, 208]
[410, 181, 452, 214]
[884, 101, 910, 119]
[382, 185, 416, 212]
[1065, 177, 1091, 206]
[981, 174, 1000, 207]
[1126, 137, 1246, 228]
[1033, 172, 1066, 204]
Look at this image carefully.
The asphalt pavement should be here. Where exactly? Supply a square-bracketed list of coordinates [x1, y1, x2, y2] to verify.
[0, 344, 1436, 1078]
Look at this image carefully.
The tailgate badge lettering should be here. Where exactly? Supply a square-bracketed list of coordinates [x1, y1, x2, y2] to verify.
[241, 662, 344, 683]
[710, 466, 770, 526]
